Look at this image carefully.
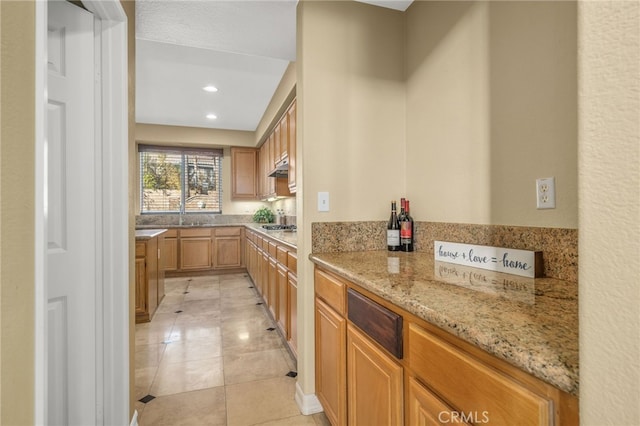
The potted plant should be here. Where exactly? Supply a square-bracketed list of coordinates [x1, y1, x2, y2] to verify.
[253, 207, 274, 223]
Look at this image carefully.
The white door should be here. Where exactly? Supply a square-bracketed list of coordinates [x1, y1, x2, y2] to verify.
[47, 1, 98, 424]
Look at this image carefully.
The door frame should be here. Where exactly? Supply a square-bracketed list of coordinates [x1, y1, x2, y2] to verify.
[34, 0, 129, 424]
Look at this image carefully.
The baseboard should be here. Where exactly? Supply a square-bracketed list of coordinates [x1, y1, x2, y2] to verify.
[130, 410, 138, 426]
[295, 382, 324, 415]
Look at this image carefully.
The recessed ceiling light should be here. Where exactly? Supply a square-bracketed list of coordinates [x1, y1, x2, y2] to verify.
[206, 113, 217, 120]
[203, 85, 218, 93]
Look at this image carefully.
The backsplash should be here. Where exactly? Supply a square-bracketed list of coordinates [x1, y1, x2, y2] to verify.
[311, 221, 577, 282]
[136, 214, 255, 227]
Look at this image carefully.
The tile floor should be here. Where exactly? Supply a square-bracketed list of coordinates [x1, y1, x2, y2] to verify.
[135, 273, 329, 426]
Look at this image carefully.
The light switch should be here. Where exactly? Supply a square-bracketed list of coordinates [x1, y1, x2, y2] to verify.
[318, 192, 330, 212]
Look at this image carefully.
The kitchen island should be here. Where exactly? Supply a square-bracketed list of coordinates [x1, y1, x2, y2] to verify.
[310, 250, 578, 425]
[135, 228, 167, 323]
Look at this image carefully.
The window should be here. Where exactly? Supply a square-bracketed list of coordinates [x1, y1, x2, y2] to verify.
[139, 145, 223, 214]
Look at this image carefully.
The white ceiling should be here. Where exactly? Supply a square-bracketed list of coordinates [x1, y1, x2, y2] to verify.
[135, 0, 413, 132]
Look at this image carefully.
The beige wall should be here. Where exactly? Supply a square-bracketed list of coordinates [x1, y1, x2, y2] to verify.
[578, 1, 640, 424]
[406, 1, 578, 228]
[135, 123, 268, 215]
[0, 2, 35, 424]
[297, 0, 406, 396]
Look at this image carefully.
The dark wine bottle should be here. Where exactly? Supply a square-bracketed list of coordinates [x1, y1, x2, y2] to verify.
[400, 199, 414, 252]
[399, 198, 406, 223]
[387, 201, 400, 251]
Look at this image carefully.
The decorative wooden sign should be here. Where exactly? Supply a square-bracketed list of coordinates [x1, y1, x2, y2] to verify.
[434, 241, 543, 278]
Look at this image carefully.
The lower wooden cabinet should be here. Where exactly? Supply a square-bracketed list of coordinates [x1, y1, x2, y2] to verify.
[288, 270, 298, 355]
[276, 263, 288, 335]
[213, 227, 244, 269]
[347, 324, 404, 426]
[135, 232, 165, 323]
[315, 298, 347, 426]
[313, 265, 578, 426]
[163, 233, 178, 272]
[244, 228, 297, 360]
[408, 376, 471, 426]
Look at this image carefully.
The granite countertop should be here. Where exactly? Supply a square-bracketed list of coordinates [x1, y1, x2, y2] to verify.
[135, 228, 168, 240]
[136, 223, 297, 249]
[309, 250, 578, 396]
[244, 223, 297, 249]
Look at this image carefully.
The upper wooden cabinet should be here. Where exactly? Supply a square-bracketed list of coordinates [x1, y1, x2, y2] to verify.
[287, 99, 297, 193]
[231, 147, 258, 200]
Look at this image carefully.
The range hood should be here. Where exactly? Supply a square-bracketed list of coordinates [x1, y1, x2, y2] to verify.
[268, 157, 289, 178]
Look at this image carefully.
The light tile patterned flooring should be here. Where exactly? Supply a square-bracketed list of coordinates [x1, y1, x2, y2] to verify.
[135, 273, 329, 426]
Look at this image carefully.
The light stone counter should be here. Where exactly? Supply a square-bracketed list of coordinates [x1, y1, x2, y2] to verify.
[136, 223, 297, 249]
[135, 228, 168, 240]
[243, 223, 297, 249]
[309, 250, 578, 396]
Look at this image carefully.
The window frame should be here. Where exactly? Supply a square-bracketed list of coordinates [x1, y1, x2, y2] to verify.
[138, 144, 223, 214]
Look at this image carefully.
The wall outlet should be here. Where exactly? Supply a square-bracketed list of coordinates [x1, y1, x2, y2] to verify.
[536, 177, 556, 209]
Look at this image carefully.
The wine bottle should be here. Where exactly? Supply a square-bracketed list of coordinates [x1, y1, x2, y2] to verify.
[399, 198, 406, 223]
[400, 199, 414, 252]
[387, 201, 400, 251]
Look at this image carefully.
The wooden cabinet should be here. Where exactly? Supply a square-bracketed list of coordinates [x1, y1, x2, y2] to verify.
[287, 99, 297, 193]
[135, 231, 165, 323]
[256, 97, 296, 200]
[180, 228, 212, 271]
[288, 269, 298, 355]
[313, 265, 578, 426]
[245, 228, 298, 358]
[315, 297, 347, 426]
[230, 147, 258, 200]
[163, 229, 178, 272]
[347, 325, 404, 426]
[408, 376, 471, 426]
[213, 226, 244, 269]
[409, 323, 553, 426]
[276, 263, 288, 335]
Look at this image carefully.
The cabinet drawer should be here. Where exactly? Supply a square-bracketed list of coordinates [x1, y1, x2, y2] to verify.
[135, 242, 146, 258]
[315, 268, 346, 316]
[409, 323, 553, 426]
[348, 288, 403, 359]
[215, 226, 241, 237]
[287, 251, 297, 274]
[276, 246, 288, 266]
[164, 229, 178, 238]
[179, 228, 212, 238]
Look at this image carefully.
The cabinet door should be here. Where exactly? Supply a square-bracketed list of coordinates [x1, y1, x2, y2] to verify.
[408, 376, 471, 426]
[276, 263, 288, 335]
[315, 298, 347, 426]
[180, 237, 212, 270]
[261, 251, 270, 302]
[164, 237, 178, 272]
[230, 147, 258, 199]
[347, 324, 404, 426]
[287, 100, 296, 193]
[409, 323, 553, 426]
[146, 237, 159, 318]
[279, 113, 288, 161]
[135, 257, 146, 317]
[213, 236, 242, 269]
[288, 272, 298, 356]
[268, 257, 277, 317]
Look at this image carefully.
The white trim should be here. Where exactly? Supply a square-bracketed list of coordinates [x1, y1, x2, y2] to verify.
[34, 1, 48, 424]
[295, 382, 324, 416]
[34, 0, 129, 424]
[130, 409, 139, 426]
